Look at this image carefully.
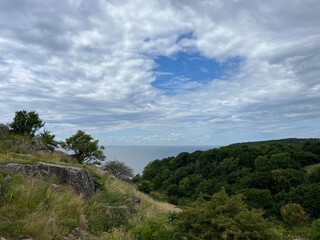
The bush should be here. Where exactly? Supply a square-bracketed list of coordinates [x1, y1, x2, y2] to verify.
[36, 130, 57, 147]
[61, 130, 105, 164]
[0, 176, 84, 239]
[9, 110, 45, 137]
[137, 180, 154, 194]
[174, 189, 279, 239]
[85, 191, 134, 234]
[102, 160, 134, 181]
[281, 203, 308, 227]
[310, 218, 320, 240]
[134, 218, 174, 240]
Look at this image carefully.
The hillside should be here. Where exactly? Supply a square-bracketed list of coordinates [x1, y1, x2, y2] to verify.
[2, 130, 320, 239]
[135, 138, 320, 239]
[0, 134, 178, 240]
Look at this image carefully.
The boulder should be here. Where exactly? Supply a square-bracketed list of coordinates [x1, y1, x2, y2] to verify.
[0, 163, 95, 199]
[0, 124, 9, 136]
[6, 140, 53, 155]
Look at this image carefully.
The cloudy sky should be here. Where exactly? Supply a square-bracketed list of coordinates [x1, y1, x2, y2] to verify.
[1, 0, 319, 146]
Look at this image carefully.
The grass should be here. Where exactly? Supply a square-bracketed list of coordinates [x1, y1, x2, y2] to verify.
[0, 134, 179, 239]
[304, 163, 320, 175]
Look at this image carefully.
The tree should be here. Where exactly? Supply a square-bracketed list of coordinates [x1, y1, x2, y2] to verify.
[102, 160, 134, 181]
[61, 130, 105, 164]
[281, 203, 308, 227]
[9, 110, 45, 137]
[37, 130, 58, 147]
[174, 189, 278, 239]
[137, 180, 154, 194]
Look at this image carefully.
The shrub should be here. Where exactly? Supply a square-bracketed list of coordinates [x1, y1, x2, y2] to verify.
[85, 191, 134, 234]
[9, 110, 45, 137]
[61, 130, 105, 164]
[281, 203, 308, 227]
[174, 189, 279, 239]
[133, 218, 174, 240]
[102, 160, 134, 181]
[137, 180, 154, 194]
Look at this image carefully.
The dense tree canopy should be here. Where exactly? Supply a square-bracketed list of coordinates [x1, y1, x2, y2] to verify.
[9, 110, 45, 137]
[61, 130, 105, 164]
[174, 189, 278, 240]
[136, 138, 320, 218]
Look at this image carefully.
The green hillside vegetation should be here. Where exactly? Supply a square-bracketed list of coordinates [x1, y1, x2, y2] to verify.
[0, 134, 179, 240]
[2, 111, 320, 239]
[135, 138, 320, 239]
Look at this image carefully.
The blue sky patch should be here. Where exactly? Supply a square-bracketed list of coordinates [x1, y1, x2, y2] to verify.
[152, 52, 242, 94]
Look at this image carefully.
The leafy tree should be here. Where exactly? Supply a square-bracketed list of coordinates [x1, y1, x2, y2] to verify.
[310, 218, 320, 240]
[37, 130, 58, 147]
[238, 188, 275, 214]
[174, 189, 278, 239]
[255, 155, 271, 171]
[137, 180, 154, 194]
[271, 169, 304, 192]
[308, 167, 320, 183]
[288, 183, 320, 218]
[269, 153, 299, 169]
[9, 110, 45, 137]
[61, 130, 105, 164]
[280, 203, 308, 227]
[134, 218, 175, 240]
[102, 160, 134, 181]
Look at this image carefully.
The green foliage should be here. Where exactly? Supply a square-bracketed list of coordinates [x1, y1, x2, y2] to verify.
[137, 180, 154, 194]
[288, 183, 320, 218]
[36, 129, 57, 147]
[85, 191, 135, 234]
[61, 130, 105, 164]
[271, 169, 305, 192]
[310, 218, 320, 240]
[269, 153, 299, 170]
[136, 138, 320, 239]
[102, 160, 134, 181]
[9, 110, 45, 137]
[281, 203, 308, 227]
[174, 189, 278, 239]
[0, 175, 84, 239]
[133, 218, 175, 240]
[237, 188, 276, 215]
[307, 166, 320, 183]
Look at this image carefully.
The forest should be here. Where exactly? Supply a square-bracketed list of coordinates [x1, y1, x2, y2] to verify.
[133, 138, 320, 239]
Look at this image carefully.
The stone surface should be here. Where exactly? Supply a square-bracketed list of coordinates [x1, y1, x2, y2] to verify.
[0, 163, 95, 199]
[131, 196, 141, 206]
[0, 124, 9, 136]
[4, 175, 12, 182]
[6, 140, 53, 155]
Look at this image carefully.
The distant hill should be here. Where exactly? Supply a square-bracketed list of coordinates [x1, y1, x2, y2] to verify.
[230, 138, 319, 147]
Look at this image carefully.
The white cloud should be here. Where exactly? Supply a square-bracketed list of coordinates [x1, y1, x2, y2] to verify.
[0, 0, 319, 145]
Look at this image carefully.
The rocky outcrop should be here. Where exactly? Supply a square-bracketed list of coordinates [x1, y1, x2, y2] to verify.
[0, 163, 95, 199]
[0, 124, 9, 136]
[6, 139, 54, 155]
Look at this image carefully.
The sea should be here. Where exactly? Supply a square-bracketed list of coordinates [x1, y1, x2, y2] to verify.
[104, 145, 214, 175]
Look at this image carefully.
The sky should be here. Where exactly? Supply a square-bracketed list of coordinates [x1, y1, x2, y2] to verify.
[1, 0, 320, 146]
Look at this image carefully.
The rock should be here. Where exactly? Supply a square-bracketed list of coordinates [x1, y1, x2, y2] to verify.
[6, 140, 53, 155]
[4, 175, 12, 182]
[0, 123, 9, 136]
[0, 163, 95, 199]
[131, 196, 141, 207]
